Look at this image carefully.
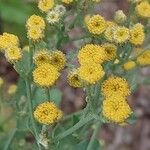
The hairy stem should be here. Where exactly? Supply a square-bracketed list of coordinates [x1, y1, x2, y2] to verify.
[55, 115, 94, 141]
[25, 79, 41, 150]
[87, 122, 101, 150]
[4, 128, 17, 150]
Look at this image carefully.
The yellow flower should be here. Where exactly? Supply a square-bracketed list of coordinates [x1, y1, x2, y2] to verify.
[86, 15, 107, 35]
[46, 10, 60, 24]
[33, 63, 59, 87]
[27, 27, 44, 41]
[38, 0, 54, 12]
[62, 0, 73, 4]
[123, 61, 136, 71]
[8, 84, 17, 95]
[78, 44, 106, 65]
[5, 46, 22, 63]
[34, 102, 62, 125]
[114, 10, 127, 24]
[26, 15, 45, 30]
[0, 33, 19, 51]
[130, 23, 145, 45]
[78, 64, 105, 84]
[102, 95, 132, 123]
[49, 50, 66, 71]
[102, 43, 117, 61]
[136, 1, 150, 18]
[102, 76, 131, 97]
[67, 69, 82, 88]
[113, 26, 130, 43]
[137, 50, 150, 66]
[0, 77, 4, 88]
[33, 50, 51, 66]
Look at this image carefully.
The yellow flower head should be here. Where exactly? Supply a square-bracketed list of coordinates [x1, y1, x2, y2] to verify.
[123, 61, 136, 71]
[8, 84, 17, 95]
[102, 76, 131, 97]
[38, 0, 54, 12]
[137, 50, 150, 66]
[33, 63, 60, 87]
[78, 64, 105, 84]
[26, 15, 46, 30]
[0, 77, 4, 88]
[46, 10, 60, 24]
[49, 50, 66, 71]
[78, 44, 106, 65]
[34, 102, 62, 125]
[102, 43, 117, 61]
[102, 95, 132, 123]
[114, 10, 127, 24]
[0, 33, 19, 51]
[33, 50, 51, 66]
[27, 27, 44, 41]
[136, 1, 150, 18]
[5, 46, 22, 63]
[113, 26, 130, 43]
[62, 0, 73, 4]
[67, 69, 82, 88]
[86, 15, 107, 35]
[130, 23, 145, 45]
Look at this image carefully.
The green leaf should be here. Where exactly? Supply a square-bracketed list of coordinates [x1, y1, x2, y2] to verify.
[16, 114, 29, 131]
[126, 113, 137, 124]
[32, 87, 47, 107]
[75, 139, 101, 150]
[50, 88, 62, 106]
[75, 140, 88, 150]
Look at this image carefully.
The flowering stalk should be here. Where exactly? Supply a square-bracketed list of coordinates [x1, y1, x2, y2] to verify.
[25, 79, 41, 150]
[87, 122, 101, 150]
[55, 114, 94, 141]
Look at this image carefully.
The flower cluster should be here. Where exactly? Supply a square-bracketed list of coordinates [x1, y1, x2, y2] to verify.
[0, 0, 150, 148]
[26, 15, 45, 41]
[33, 49, 66, 87]
[0, 33, 22, 63]
[102, 76, 132, 123]
[86, 14, 145, 45]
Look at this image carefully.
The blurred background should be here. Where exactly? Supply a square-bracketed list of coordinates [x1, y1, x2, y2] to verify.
[0, 0, 150, 150]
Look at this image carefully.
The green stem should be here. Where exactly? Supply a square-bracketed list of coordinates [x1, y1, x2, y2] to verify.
[45, 88, 51, 100]
[87, 122, 101, 150]
[55, 115, 94, 141]
[4, 128, 17, 150]
[25, 79, 41, 150]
